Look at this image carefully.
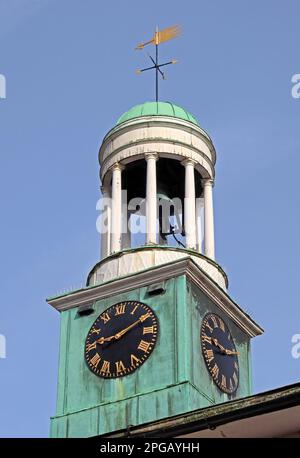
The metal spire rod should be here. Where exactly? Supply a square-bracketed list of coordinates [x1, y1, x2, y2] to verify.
[155, 31, 158, 102]
[135, 25, 181, 102]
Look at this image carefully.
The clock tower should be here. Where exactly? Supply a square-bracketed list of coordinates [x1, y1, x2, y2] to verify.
[47, 101, 263, 438]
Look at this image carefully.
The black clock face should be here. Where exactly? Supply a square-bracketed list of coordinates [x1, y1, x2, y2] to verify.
[201, 313, 239, 394]
[85, 301, 159, 379]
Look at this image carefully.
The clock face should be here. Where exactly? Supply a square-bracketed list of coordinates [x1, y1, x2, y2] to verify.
[85, 301, 159, 379]
[201, 313, 239, 394]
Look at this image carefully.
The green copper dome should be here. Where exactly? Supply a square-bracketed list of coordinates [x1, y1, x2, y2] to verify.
[116, 101, 200, 127]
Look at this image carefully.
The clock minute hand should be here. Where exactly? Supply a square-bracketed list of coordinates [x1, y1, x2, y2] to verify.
[114, 313, 150, 340]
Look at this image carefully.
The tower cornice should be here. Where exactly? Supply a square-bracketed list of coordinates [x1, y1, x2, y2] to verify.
[47, 256, 263, 338]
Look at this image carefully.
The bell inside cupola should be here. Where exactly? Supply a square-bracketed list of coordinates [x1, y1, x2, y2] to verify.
[121, 157, 203, 248]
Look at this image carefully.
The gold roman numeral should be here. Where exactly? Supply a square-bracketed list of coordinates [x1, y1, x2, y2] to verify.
[90, 327, 101, 335]
[100, 360, 110, 374]
[130, 305, 139, 315]
[130, 354, 141, 366]
[115, 360, 126, 375]
[234, 361, 239, 371]
[89, 353, 101, 369]
[233, 371, 238, 385]
[229, 378, 234, 392]
[210, 315, 218, 328]
[205, 322, 213, 333]
[202, 334, 212, 344]
[219, 318, 225, 332]
[86, 341, 97, 352]
[115, 303, 126, 315]
[211, 363, 219, 378]
[143, 326, 154, 334]
[138, 340, 151, 353]
[205, 349, 214, 363]
[221, 374, 227, 390]
[100, 312, 110, 324]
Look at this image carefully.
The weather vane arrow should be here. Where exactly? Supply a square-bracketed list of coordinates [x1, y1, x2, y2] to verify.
[135, 25, 181, 102]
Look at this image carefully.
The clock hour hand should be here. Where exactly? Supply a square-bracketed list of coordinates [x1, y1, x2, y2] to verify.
[225, 349, 240, 356]
[212, 338, 240, 356]
[211, 338, 226, 354]
[96, 335, 116, 344]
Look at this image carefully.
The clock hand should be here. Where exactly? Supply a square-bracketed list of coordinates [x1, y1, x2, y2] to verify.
[212, 338, 240, 356]
[211, 338, 226, 354]
[225, 349, 240, 356]
[95, 313, 150, 345]
[114, 313, 150, 340]
[96, 335, 116, 344]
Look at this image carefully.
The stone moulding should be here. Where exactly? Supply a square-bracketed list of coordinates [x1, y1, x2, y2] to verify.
[87, 246, 227, 290]
[98, 116, 216, 185]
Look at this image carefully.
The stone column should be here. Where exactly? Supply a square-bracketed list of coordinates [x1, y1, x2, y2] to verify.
[183, 159, 197, 249]
[202, 178, 215, 259]
[196, 197, 204, 254]
[145, 153, 158, 245]
[111, 163, 123, 253]
[100, 185, 111, 259]
[122, 206, 131, 250]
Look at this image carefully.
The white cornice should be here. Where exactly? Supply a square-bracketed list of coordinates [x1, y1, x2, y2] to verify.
[101, 116, 214, 150]
[99, 116, 216, 166]
[47, 258, 263, 338]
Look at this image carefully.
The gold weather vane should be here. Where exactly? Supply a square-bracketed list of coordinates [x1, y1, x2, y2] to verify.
[135, 25, 181, 102]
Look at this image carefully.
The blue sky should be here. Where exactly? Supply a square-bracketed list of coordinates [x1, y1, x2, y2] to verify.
[0, 0, 300, 437]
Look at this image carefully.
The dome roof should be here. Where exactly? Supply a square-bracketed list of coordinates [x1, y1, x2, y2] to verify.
[116, 101, 200, 127]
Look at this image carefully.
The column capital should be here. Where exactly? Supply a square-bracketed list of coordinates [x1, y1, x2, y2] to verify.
[144, 152, 159, 162]
[181, 158, 197, 168]
[110, 162, 125, 172]
[201, 178, 214, 187]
